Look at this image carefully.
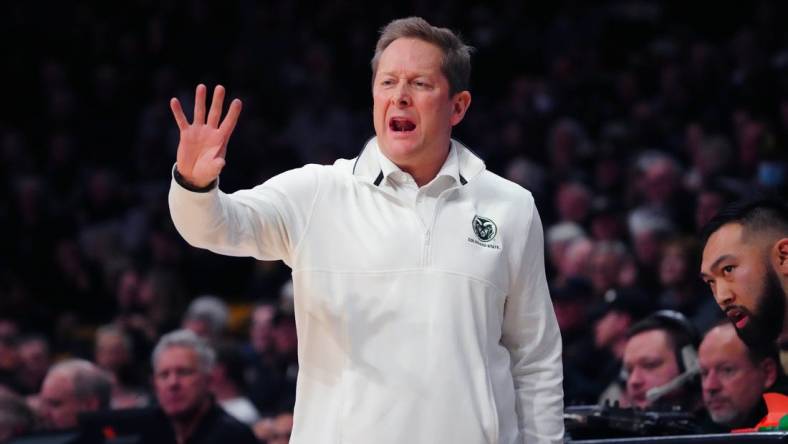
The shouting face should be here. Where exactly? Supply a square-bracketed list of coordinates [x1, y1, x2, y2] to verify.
[372, 37, 470, 181]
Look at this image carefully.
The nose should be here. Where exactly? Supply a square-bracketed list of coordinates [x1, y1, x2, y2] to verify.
[713, 280, 735, 308]
[392, 83, 412, 107]
[161, 372, 181, 389]
[703, 370, 721, 393]
[627, 367, 644, 391]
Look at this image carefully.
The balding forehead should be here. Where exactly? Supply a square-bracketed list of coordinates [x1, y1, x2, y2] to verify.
[702, 323, 738, 347]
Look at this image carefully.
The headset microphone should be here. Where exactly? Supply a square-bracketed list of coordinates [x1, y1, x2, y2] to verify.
[645, 346, 700, 404]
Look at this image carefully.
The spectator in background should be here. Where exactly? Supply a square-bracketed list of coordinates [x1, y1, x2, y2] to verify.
[94, 325, 148, 408]
[253, 411, 294, 444]
[695, 186, 735, 232]
[15, 335, 51, 396]
[556, 237, 594, 286]
[658, 237, 722, 335]
[589, 241, 631, 299]
[621, 311, 702, 412]
[627, 206, 675, 297]
[545, 221, 585, 283]
[588, 197, 626, 242]
[268, 411, 294, 444]
[142, 329, 257, 444]
[0, 336, 21, 394]
[245, 303, 292, 415]
[554, 181, 592, 226]
[39, 359, 112, 430]
[699, 321, 782, 431]
[182, 295, 229, 343]
[210, 343, 260, 426]
[0, 389, 37, 443]
[564, 287, 652, 405]
[246, 302, 277, 360]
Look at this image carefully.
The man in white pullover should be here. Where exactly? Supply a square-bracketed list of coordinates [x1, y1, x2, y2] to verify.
[168, 17, 564, 444]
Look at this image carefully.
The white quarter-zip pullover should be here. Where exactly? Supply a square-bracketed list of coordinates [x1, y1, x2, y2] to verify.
[169, 138, 564, 444]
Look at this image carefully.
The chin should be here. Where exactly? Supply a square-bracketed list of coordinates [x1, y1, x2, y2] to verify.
[381, 139, 421, 162]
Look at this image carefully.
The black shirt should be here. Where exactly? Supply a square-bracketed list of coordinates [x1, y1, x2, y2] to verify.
[139, 402, 258, 444]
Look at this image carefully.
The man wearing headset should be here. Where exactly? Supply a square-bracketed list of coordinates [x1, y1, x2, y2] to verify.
[621, 310, 703, 412]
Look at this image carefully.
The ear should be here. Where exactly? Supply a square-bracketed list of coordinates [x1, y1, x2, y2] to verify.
[774, 238, 788, 275]
[762, 358, 778, 389]
[449, 91, 472, 127]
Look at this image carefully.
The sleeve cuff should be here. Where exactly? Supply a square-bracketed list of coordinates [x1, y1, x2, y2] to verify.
[172, 165, 217, 193]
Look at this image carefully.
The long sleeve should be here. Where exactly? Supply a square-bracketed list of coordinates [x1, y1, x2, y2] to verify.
[501, 203, 564, 443]
[168, 164, 321, 266]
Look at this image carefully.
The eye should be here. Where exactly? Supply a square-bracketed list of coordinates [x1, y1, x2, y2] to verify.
[721, 265, 735, 276]
[380, 79, 395, 87]
[719, 365, 737, 377]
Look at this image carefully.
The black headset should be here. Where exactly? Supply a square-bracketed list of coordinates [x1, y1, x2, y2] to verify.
[650, 310, 699, 374]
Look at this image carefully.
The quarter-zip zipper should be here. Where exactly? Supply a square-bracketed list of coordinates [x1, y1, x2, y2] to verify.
[422, 229, 431, 266]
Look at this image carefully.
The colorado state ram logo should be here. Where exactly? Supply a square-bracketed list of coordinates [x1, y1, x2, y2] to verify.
[472, 215, 497, 242]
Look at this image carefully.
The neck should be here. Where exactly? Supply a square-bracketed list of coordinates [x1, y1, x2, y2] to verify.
[404, 162, 444, 187]
[212, 382, 239, 401]
[172, 398, 211, 444]
[383, 139, 451, 188]
[404, 144, 451, 187]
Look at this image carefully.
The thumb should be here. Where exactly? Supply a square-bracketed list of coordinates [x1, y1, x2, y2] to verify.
[210, 157, 226, 176]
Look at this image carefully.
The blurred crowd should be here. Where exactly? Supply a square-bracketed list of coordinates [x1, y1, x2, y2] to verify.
[1, 0, 787, 441]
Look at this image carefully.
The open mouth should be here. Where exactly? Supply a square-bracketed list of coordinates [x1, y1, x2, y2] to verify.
[389, 117, 416, 132]
[726, 307, 749, 329]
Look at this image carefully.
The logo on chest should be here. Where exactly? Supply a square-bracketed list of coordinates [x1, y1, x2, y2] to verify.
[468, 215, 501, 249]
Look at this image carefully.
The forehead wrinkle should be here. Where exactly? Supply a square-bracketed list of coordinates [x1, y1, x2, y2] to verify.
[377, 39, 444, 75]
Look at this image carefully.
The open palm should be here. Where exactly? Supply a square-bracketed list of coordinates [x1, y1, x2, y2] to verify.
[170, 84, 242, 188]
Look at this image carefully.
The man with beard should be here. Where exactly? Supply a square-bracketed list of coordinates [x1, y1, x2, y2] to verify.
[141, 329, 257, 444]
[700, 197, 788, 348]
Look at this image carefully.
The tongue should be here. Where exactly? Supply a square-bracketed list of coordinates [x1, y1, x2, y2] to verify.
[392, 120, 415, 131]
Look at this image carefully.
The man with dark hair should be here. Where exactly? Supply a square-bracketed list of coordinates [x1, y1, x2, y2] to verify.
[168, 15, 563, 444]
[700, 197, 788, 347]
[621, 310, 702, 412]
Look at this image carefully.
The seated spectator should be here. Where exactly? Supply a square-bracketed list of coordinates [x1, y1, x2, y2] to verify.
[566, 287, 652, 405]
[182, 295, 229, 343]
[210, 343, 260, 425]
[621, 310, 702, 412]
[0, 388, 36, 442]
[15, 334, 51, 395]
[253, 411, 293, 444]
[94, 324, 149, 408]
[699, 321, 783, 431]
[141, 329, 257, 444]
[39, 359, 112, 430]
[657, 237, 722, 334]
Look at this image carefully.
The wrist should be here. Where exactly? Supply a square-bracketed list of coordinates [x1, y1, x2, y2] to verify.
[173, 165, 217, 192]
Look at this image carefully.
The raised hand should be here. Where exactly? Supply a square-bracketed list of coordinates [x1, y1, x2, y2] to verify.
[170, 84, 242, 188]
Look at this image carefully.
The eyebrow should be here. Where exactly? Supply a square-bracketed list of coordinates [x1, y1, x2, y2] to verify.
[699, 254, 735, 279]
